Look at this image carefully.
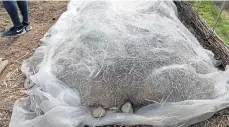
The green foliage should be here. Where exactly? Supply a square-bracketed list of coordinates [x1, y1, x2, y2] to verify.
[193, 1, 229, 45]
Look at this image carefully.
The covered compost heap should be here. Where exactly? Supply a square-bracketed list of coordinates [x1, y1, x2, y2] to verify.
[9, 1, 229, 127]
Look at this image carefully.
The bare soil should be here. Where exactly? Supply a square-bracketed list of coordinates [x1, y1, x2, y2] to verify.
[0, 1, 68, 127]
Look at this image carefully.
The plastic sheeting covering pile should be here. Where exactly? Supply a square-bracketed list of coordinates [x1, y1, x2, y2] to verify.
[9, 0, 229, 127]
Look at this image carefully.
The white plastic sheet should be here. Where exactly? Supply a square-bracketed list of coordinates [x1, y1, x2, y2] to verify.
[10, 0, 229, 127]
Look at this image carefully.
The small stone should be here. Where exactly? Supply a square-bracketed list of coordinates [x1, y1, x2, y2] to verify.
[121, 102, 133, 113]
[92, 106, 105, 118]
[5, 19, 10, 23]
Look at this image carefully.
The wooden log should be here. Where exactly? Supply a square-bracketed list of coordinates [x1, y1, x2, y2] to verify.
[174, 1, 229, 69]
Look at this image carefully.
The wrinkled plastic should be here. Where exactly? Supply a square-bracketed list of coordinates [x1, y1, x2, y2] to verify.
[9, 0, 229, 127]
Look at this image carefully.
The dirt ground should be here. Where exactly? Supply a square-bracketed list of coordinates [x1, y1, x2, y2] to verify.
[0, 1, 68, 127]
[0, 1, 229, 127]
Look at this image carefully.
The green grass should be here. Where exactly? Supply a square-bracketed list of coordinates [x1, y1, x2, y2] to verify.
[193, 1, 229, 45]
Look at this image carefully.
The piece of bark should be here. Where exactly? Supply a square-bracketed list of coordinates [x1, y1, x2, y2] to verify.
[174, 1, 229, 69]
[0, 59, 9, 75]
